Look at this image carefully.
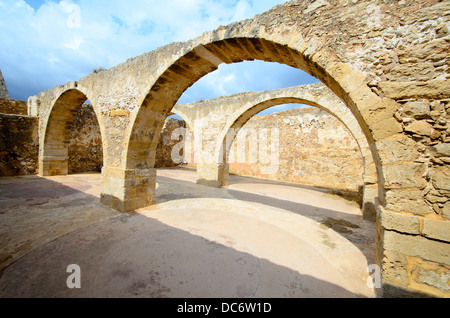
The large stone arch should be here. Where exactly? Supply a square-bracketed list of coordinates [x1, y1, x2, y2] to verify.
[113, 32, 385, 216]
[39, 85, 106, 177]
[96, 1, 449, 297]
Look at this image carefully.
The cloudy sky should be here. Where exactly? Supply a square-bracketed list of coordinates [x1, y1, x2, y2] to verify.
[0, 0, 319, 114]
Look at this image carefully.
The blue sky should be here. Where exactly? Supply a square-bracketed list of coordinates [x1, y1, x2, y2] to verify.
[0, 0, 319, 114]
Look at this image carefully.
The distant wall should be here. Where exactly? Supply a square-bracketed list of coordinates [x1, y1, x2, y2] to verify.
[0, 114, 38, 176]
[155, 118, 186, 168]
[0, 99, 27, 115]
[228, 108, 364, 192]
[68, 103, 103, 174]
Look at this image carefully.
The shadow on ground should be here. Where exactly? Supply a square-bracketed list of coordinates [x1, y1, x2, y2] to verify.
[0, 212, 365, 298]
[156, 174, 375, 266]
[0, 171, 375, 298]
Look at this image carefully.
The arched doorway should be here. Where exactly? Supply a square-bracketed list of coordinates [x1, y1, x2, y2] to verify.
[39, 88, 105, 177]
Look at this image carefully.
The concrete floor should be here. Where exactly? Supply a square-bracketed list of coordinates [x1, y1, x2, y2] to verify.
[0, 168, 377, 298]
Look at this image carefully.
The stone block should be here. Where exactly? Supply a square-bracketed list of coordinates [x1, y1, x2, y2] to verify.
[361, 99, 400, 125]
[385, 189, 431, 215]
[378, 80, 450, 100]
[382, 251, 410, 287]
[383, 163, 427, 189]
[431, 165, 450, 191]
[383, 230, 450, 265]
[428, 143, 450, 158]
[422, 217, 450, 243]
[381, 208, 420, 234]
[110, 110, 130, 117]
[403, 101, 431, 119]
[405, 121, 433, 136]
[376, 135, 419, 165]
[371, 118, 403, 140]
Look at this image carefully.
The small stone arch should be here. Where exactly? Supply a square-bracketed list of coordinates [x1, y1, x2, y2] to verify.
[39, 87, 106, 177]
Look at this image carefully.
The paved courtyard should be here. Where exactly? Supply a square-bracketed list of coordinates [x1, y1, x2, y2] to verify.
[0, 168, 377, 298]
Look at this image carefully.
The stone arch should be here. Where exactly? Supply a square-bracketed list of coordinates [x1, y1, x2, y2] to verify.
[39, 87, 106, 177]
[168, 109, 194, 133]
[124, 36, 379, 172]
[112, 27, 391, 213]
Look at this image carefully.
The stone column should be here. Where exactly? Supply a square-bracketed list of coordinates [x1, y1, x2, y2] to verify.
[361, 160, 379, 222]
[39, 145, 69, 176]
[100, 166, 156, 212]
[196, 163, 229, 188]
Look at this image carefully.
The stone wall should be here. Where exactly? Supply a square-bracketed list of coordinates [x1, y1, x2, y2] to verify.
[228, 107, 364, 192]
[68, 103, 104, 174]
[0, 98, 28, 115]
[0, 101, 104, 176]
[155, 118, 186, 168]
[0, 114, 38, 176]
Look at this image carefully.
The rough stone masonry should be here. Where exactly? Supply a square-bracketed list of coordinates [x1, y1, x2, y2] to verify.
[11, 0, 450, 297]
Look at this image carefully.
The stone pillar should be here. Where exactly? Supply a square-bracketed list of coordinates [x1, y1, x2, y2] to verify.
[100, 166, 156, 212]
[362, 183, 379, 221]
[196, 163, 229, 188]
[39, 145, 69, 176]
[361, 160, 379, 221]
[27, 95, 39, 117]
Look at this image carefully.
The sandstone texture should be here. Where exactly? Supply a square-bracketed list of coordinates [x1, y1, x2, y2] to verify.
[0, 114, 38, 176]
[0, 99, 27, 115]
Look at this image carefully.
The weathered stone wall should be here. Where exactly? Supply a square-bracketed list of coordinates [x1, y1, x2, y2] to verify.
[228, 108, 364, 192]
[0, 69, 9, 99]
[155, 118, 186, 168]
[0, 100, 104, 176]
[0, 99, 27, 115]
[0, 114, 38, 176]
[68, 103, 103, 174]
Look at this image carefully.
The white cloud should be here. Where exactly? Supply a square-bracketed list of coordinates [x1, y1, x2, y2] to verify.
[0, 0, 318, 102]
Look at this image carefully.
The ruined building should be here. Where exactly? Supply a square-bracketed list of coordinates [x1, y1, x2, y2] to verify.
[0, 0, 449, 298]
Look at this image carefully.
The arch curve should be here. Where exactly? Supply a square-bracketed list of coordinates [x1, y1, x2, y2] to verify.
[39, 87, 107, 176]
[175, 84, 378, 219]
[124, 33, 379, 173]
